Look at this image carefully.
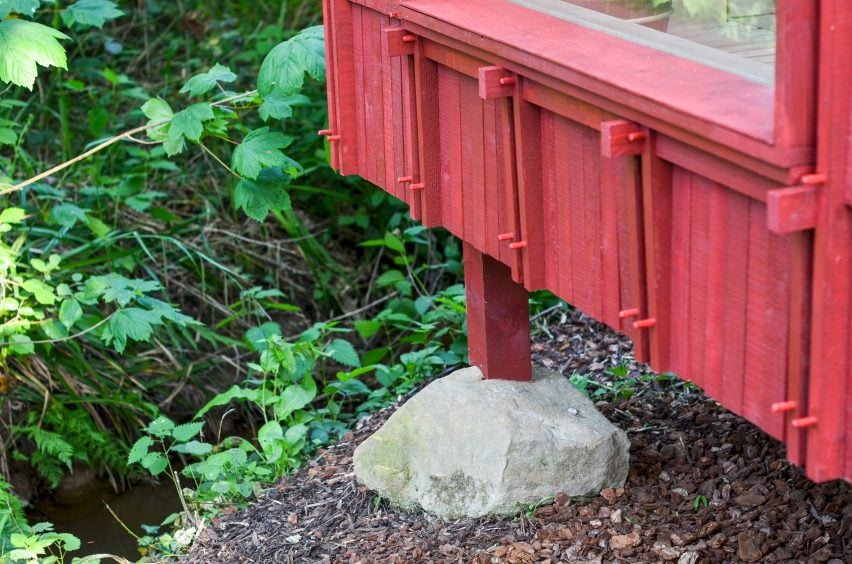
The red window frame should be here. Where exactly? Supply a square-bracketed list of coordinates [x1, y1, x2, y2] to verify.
[396, 0, 817, 174]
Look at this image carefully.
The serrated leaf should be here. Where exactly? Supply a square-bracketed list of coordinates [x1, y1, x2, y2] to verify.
[180, 63, 236, 97]
[54, 533, 81, 552]
[137, 296, 199, 326]
[234, 167, 292, 222]
[258, 92, 309, 121]
[61, 0, 122, 28]
[141, 97, 173, 142]
[58, 298, 82, 328]
[141, 451, 167, 475]
[195, 385, 259, 419]
[164, 103, 214, 156]
[257, 25, 325, 96]
[22, 278, 55, 304]
[326, 338, 361, 368]
[0, 0, 40, 19]
[354, 319, 382, 340]
[0, 20, 69, 90]
[232, 127, 295, 180]
[127, 436, 153, 465]
[171, 421, 204, 442]
[245, 321, 282, 351]
[170, 440, 212, 456]
[106, 307, 161, 353]
[146, 415, 174, 437]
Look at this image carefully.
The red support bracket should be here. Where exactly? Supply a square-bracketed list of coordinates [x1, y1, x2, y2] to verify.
[766, 185, 819, 234]
[600, 120, 647, 158]
[478, 66, 517, 100]
[382, 27, 416, 58]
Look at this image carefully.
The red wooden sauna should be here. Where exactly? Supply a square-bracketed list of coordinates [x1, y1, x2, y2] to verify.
[320, 0, 851, 482]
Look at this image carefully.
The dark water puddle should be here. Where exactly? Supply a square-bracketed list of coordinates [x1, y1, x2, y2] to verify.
[27, 478, 182, 558]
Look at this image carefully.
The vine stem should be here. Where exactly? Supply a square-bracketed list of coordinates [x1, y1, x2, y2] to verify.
[0, 122, 165, 196]
[0, 88, 258, 197]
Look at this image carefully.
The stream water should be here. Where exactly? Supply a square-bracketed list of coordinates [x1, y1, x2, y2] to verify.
[28, 478, 182, 558]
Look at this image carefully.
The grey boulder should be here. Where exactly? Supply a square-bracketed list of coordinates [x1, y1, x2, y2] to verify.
[353, 365, 629, 519]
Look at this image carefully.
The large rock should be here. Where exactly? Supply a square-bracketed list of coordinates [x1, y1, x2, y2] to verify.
[354, 365, 629, 519]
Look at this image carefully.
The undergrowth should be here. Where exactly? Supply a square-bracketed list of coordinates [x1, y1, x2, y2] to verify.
[1, 0, 465, 560]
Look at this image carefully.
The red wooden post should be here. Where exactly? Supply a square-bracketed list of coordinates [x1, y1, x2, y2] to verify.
[464, 242, 532, 381]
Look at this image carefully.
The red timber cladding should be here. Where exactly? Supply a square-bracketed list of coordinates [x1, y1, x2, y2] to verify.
[660, 167, 806, 441]
[536, 110, 643, 347]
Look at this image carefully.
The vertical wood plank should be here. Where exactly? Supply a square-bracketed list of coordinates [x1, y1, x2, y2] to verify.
[401, 48, 421, 215]
[322, 0, 339, 171]
[720, 190, 749, 415]
[328, 0, 359, 175]
[540, 112, 560, 293]
[569, 121, 588, 310]
[555, 115, 574, 304]
[687, 176, 710, 388]
[785, 230, 812, 466]
[438, 66, 464, 238]
[464, 242, 532, 381]
[361, 9, 386, 187]
[513, 87, 545, 291]
[669, 167, 692, 381]
[414, 45, 441, 227]
[582, 127, 603, 320]
[702, 180, 726, 399]
[500, 97, 523, 281]
[461, 75, 487, 252]
[599, 136, 621, 329]
[641, 139, 672, 371]
[483, 99, 501, 259]
[774, 0, 818, 149]
[352, 5, 368, 174]
[806, 0, 851, 482]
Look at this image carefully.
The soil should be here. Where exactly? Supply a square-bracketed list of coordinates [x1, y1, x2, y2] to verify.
[185, 311, 851, 563]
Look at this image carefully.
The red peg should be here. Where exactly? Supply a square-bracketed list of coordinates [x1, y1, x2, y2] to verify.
[318, 129, 333, 136]
[618, 308, 640, 319]
[509, 240, 527, 250]
[397, 176, 414, 183]
[800, 173, 826, 185]
[771, 400, 797, 413]
[791, 416, 818, 428]
[328, 135, 341, 141]
[627, 131, 647, 142]
[498, 76, 517, 86]
[633, 318, 656, 329]
[410, 183, 425, 191]
[497, 232, 515, 241]
[402, 34, 416, 42]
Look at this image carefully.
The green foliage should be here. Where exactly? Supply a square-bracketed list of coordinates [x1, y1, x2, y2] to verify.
[0, 20, 68, 89]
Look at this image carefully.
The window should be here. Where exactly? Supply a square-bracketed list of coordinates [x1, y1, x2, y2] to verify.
[510, 0, 776, 85]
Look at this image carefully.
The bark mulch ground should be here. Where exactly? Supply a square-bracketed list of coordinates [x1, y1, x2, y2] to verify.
[185, 311, 851, 563]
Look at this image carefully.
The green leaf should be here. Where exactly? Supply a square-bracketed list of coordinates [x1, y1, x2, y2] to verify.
[61, 0, 122, 29]
[326, 338, 361, 368]
[0, 0, 40, 19]
[234, 167, 293, 222]
[0, 207, 25, 224]
[54, 533, 80, 552]
[384, 232, 405, 253]
[231, 127, 295, 180]
[195, 385, 258, 419]
[137, 296, 199, 326]
[127, 436, 153, 465]
[245, 321, 282, 351]
[141, 452, 167, 475]
[82, 273, 161, 306]
[257, 25, 325, 96]
[105, 307, 161, 352]
[8, 334, 34, 355]
[146, 416, 174, 437]
[0, 127, 16, 145]
[22, 278, 55, 304]
[141, 97, 173, 142]
[180, 63, 236, 97]
[0, 20, 69, 90]
[164, 103, 214, 156]
[274, 384, 316, 420]
[257, 420, 283, 459]
[171, 421, 204, 442]
[170, 440, 212, 456]
[354, 320, 382, 340]
[58, 298, 82, 329]
[376, 270, 405, 287]
[258, 92, 309, 121]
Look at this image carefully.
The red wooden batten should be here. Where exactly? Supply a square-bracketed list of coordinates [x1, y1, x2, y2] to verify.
[322, 0, 850, 482]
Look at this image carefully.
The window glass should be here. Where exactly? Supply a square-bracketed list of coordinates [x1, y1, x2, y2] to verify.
[509, 0, 776, 85]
